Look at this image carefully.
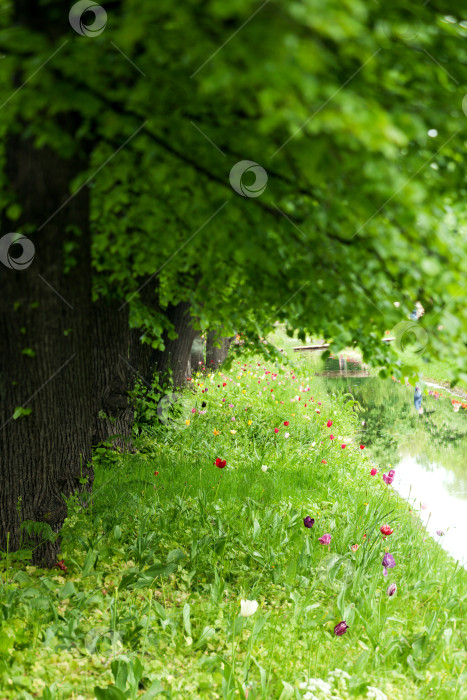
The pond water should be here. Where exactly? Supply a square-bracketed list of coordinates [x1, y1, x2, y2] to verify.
[322, 375, 467, 566]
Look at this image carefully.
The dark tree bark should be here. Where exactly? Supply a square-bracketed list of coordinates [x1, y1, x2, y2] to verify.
[206, 331, 234, 369]
[92, 297, 133, 450]
[152, 301, 197, 388]
[129, 276, 160, 387]
[0, 138, 93, 567]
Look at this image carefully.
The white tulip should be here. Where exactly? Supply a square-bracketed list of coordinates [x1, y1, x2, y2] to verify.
[261, 465, 268, 472]
[240, 599, 259, 617]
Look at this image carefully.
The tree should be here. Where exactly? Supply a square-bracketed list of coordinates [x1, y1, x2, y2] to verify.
[1, 0, 467, 563]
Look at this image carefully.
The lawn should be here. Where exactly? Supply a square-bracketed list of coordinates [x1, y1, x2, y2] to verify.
[0, 353, 465, 699]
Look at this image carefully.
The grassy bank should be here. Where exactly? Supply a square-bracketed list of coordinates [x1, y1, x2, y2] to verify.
[0, 356, 465, 699]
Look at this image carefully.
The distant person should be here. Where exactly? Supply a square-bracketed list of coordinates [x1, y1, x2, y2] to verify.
[414, 386, 423, 415]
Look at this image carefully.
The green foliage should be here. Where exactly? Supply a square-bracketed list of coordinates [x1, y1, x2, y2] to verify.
[1, 1, 467, 370]
[1, 356, 465, 698]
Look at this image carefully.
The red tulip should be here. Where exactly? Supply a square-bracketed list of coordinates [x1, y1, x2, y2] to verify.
[329, 434, 334, 440]
[274, 428, 279, 434]
[360, 445, 365, 450]
[327, 420, 333, 427]
[284, 421, 289, 426]
[341, 444, 346, 449]
[370, 468, 378, 476]
[380, 524, 394, 536]
[215, 458, 227, 469]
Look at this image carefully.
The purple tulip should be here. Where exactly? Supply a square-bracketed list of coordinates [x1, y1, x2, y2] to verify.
[386, 583, 397, 597]
[334, 621, 349, 636]
[436, 530, 445, 536]
[382, 552, 396, 576]
[318, 533, 332, 545]
[303, 516, 315, 529]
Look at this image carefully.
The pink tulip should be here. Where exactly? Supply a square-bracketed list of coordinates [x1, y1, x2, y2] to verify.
[319, 533, 331, 545]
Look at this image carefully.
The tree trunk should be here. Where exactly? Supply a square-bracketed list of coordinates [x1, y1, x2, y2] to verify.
[206, 331, 233, 369]
[92, 297, 133, 450]
[153, 301, 197, 388]
[129, 276, 160, 387]
[0, 138, 93, 567]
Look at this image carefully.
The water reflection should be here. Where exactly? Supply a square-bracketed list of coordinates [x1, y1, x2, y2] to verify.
[322, 376, 467, 564]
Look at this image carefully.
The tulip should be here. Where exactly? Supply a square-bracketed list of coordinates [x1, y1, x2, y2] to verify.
[341, 444, 346, 449]
[329, 434, 334, 440]
[370, 468, 378, 476]
[383, 472, 394, 484]
[334, 621, 349, 636]
[154, 471, 159, 476]
[240, 599, 258, 617]
[382, 552, 396, 576]
[386, 583, 397, 597]
[351, 544, 359, 552]
[380, 524, 394, 536]
[274, 428, 279, 434]
[215, 458, 227, 468]
[284, 421, 289, 426]
[319, 533, 332, 545]
[284, 432, 290, 439]
[303, 516, 315, 528]
[327, 420, 333, 427]
[261, 465, 268, 472]
[360, 445, 365, 450]
[436, 530, 445, 536]
[321, 459, 327, 464]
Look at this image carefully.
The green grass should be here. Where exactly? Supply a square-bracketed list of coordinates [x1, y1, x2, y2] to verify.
[0, 356, 465, 699]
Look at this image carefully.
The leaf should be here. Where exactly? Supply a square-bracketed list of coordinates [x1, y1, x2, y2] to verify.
[82, 549, 99, 576]
[58, 581, 76, 599]
[193, 626, 216, 649]
[183, 603, 192, 637]
[166, 548, 186, 564]
[140, 681, 165, 699]
[0, 631, 14, 653]
[406, 654, 426, 680]
[278, 680, 294, 700]
[13, 407, 32, 420]
[94, 687, 127, 700]
[252, 518, 261, 539]
[285, 559, 297, 585]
